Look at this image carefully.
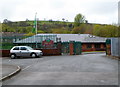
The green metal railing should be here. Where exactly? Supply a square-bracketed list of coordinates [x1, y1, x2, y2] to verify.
[61, 42, 70, 54]
[1, 43, 14, 50]
[74, 41, 82, 55]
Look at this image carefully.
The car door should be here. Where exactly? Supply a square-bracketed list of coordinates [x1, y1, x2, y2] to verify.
[12, 47, 21, 56]
[20, 47, 30, 57]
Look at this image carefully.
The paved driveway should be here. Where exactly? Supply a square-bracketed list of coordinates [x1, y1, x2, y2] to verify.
[2, 53, 118, 85]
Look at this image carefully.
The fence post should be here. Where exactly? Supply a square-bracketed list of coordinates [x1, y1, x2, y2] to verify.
[69, 41, 74, 55]
[57, 42, 62, 55]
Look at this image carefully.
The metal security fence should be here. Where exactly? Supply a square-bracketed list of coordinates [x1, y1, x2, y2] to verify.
[111, 38, 120, 57]
[14, 35, 57, 44]
[61, 42, 70, 54]
[1, 36, 28, 50]
[61, 41, 82, 55]
[73, 41, 82, 55]
[2, 35, 58, 49]
[1, 42, 14, 50]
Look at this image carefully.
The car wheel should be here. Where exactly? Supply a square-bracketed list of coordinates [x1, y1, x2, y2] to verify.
[11, 54, 16, 59]
[31, 53, 36, 58]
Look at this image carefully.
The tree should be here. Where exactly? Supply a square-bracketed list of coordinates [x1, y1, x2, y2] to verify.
[37, 30, 45, 33]
[62, 18, 65, 22]
[74, 13, 85, 26]
[25, 32, 35, 36]
[93, 25, 102, 36]
[2, 24, 15, 32]
[3, 19, 11, 24]
[26, 18, 29, 21]
[93, 24, 118, 37]
[71, 24, 86, 34]
[52, 27, 70, 34]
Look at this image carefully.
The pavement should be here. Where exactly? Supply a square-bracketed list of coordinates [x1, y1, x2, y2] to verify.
[0, 63, 21, 81]
[82, 51, 106, 54]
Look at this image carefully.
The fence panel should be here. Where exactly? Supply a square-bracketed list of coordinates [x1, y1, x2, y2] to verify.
[61, 42, 69, 54]
[111, 38, 120, 57]
[118, 38, 120, 57]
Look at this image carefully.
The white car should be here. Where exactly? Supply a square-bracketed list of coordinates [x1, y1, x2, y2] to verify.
[10, 46, 43, 59]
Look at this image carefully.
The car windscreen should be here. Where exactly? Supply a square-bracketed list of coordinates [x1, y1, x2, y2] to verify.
[13, 47, 19, 50]
[27, 46, 34, 50]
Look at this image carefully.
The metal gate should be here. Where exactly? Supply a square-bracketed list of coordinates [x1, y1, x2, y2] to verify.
[61, 42, 69, 55]
[74, 42, 82, 55]
[61, 41, 82, 55]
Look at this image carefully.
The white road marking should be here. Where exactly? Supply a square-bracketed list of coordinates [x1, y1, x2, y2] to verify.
[22, 65, 31, 71]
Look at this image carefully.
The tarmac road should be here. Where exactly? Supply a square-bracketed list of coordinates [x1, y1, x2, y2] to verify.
[2, 53, 118, 85]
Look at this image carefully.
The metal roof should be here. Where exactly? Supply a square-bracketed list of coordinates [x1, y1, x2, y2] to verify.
[57, 34, 106, 43]
[15, 34, 106, 43]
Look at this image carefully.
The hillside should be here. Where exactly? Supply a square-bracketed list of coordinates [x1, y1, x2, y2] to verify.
[2, 20, 119, 37]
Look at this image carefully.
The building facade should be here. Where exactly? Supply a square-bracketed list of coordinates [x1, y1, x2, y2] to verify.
[14, 34, 106, 52]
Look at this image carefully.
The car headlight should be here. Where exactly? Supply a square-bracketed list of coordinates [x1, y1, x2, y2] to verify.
[36, 52, 43, 55]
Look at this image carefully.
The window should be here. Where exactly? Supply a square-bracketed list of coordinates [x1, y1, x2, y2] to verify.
[20, 47, 27, 50]
[95, 44, 101, 48]
[87, 44, 92, 48]
[13, 47, 19, 50]
[103, 44, 106, 48]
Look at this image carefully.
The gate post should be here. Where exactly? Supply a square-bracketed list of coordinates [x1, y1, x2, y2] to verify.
[106, 39, 111, 55]
[69, 41, 74, 55]
[57, 42, 62, 55]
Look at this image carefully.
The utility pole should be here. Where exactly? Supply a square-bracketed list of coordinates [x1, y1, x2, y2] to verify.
[35, 12, 37, 35]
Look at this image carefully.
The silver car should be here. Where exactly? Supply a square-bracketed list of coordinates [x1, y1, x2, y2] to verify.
[10, 46, 43, 59]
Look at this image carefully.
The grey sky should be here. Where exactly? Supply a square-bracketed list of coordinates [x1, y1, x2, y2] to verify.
[0, 0, 119, 24]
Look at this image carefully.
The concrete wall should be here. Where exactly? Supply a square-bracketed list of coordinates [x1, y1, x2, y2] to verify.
[0, 50, 10, 57]
[38, 49, 61, 56]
